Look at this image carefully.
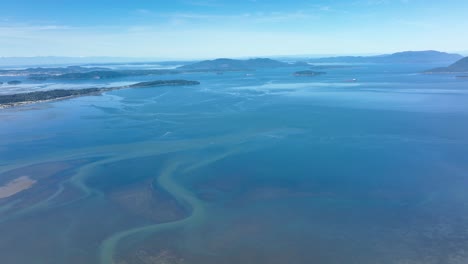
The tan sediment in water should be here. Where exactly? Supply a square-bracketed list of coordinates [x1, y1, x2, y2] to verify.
[0, 176, 36, 199]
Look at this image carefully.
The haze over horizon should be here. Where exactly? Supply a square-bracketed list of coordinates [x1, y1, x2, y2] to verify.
[1, 0, 468, 59]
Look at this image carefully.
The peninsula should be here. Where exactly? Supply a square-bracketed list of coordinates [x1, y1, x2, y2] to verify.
[0, 80, 200, 108]
[424, 57, 468, 73]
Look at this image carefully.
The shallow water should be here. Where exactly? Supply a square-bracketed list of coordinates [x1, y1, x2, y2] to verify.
[1, 63, 468, 264]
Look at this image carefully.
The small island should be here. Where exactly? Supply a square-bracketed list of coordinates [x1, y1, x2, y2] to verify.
[294, 70, 326, 77]
[0, 80, 200, 108]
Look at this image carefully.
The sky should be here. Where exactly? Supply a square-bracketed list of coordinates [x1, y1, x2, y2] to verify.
[1, 0, 468, 59]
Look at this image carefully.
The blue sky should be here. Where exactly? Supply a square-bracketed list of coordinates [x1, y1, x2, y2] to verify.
[1, 0, 467, 58]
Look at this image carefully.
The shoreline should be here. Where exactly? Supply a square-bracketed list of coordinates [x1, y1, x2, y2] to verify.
[0, 80, 200, 109]
[0, 92, 103, 109]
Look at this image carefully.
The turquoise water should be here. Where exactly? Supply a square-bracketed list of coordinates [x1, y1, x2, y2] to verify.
[1, 63, 468, 264]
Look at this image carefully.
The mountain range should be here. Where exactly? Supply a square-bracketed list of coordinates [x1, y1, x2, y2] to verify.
[307, 51, 462, 64]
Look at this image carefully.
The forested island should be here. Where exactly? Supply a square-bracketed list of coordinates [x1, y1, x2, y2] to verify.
[0, 66, 181, 80]
[177, 58, 306, 71]
[29, 69, 180, 80]
[14, 59, 308, 80]
[1, 59, 300, 81]
[0, 80, 200, 108]
[0, 66, 109, 77]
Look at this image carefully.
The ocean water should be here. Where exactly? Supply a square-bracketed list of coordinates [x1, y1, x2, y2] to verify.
[1, 63, 468, 264]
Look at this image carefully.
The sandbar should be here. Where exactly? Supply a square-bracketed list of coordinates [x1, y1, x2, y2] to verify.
[0, 176, 36, 199]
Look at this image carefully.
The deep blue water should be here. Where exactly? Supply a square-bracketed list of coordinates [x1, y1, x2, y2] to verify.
[1, 63, 468, 264]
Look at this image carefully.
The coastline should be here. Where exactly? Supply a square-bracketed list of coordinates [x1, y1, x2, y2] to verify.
[0, 80, 200, 109]
[0, 92, 103, 109]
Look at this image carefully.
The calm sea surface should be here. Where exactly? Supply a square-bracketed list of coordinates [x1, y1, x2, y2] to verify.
[1, 63, 468, 264]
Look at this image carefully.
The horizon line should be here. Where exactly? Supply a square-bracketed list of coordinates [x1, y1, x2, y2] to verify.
[0, 50, 466, 67]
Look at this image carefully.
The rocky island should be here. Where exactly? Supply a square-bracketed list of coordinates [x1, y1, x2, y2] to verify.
[0, 80, 200, 108]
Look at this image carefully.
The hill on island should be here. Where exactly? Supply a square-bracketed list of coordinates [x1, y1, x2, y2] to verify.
[177, 58, 295, 71]
[308, 51, 463, 64]
[424, 57, 468, 73]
